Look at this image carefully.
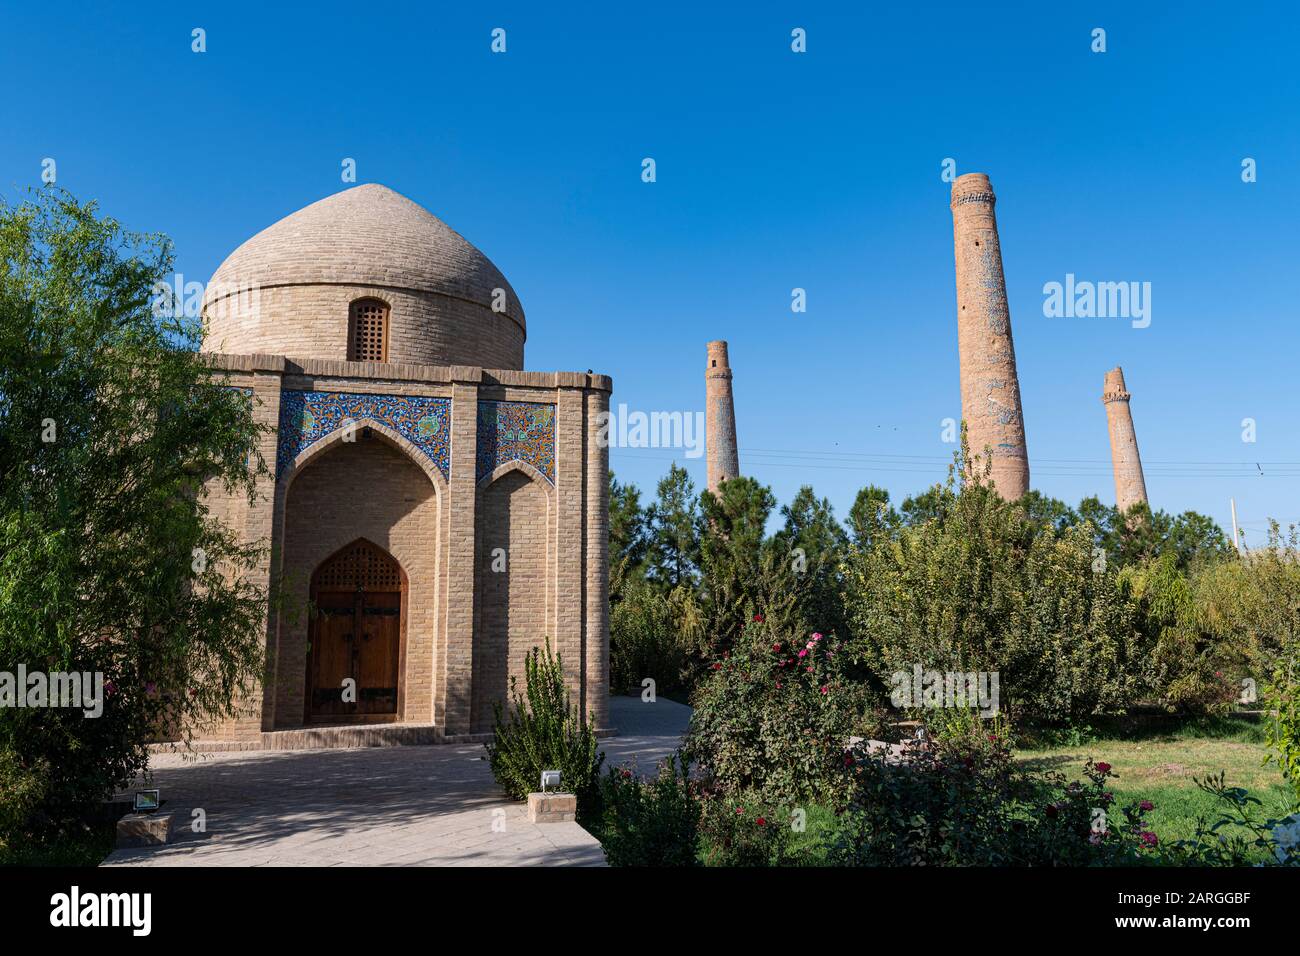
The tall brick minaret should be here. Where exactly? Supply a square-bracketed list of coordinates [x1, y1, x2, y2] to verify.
[705, 340, 739, 493]
[950, 172, 1030, 500]
[1102, 366, 1149, 514]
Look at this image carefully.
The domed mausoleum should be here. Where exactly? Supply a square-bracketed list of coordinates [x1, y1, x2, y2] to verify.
[196, 184, 610, 744]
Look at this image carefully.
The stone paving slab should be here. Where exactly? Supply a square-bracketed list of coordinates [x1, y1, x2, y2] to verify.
[102, 695, 692, 868]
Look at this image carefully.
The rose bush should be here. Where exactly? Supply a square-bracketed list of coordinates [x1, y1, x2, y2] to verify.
[684, 617, 878, 807]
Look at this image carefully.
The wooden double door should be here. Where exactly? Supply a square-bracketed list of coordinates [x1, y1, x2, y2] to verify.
[307, 540, 405, 722]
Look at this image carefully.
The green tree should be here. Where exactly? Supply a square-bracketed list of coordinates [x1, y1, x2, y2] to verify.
[899, 486, 950, 527]
[645, 463, 702, 591]
[698, 477, 788, 657]
[0, 189, 270, 847]
[846, 484, 899, 549]
[1077, 497, 1233, 572]
[1016, 490, 1079, 535]
[608, 471, 649, 603]
[776, 485, 849, 638]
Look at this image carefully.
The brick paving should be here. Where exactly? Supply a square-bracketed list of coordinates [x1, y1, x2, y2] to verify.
[102, 695, 691, 867]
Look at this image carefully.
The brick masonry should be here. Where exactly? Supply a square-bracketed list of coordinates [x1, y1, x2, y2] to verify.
[473, 469, 551, 732]
[191, 186, 612, 744]
[951, 173, 1030, 500]
[705, 340, 739, 493]
[1102, 366, 1149, 514]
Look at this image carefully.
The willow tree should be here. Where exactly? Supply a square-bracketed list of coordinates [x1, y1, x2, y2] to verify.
[0, 188, 269, 846]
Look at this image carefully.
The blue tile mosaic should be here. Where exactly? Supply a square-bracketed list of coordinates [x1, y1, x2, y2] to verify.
[476, 400, 556, 484]
[277, 391, 451, 480]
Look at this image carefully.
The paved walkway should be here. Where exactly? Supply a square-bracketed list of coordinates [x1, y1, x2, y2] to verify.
[102, 695, 691, 867]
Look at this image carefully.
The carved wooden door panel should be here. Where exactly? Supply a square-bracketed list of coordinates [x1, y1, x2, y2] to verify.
[307, 540, 405, 722]
[355, 591, 401, 714]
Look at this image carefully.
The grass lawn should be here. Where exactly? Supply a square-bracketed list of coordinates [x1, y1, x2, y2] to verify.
[1017, 714, 1294, 844]
[772, 715, 1296, 865]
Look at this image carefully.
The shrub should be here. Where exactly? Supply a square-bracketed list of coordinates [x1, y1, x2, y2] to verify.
[827, 736, 1162, 866]
[1122, 553, 1243, 714]
[827, 731, 1032, 866]
[1193, 522, 1300, 677]
[685, 618, 877, 806]
[596, 753, 700, 867]
[1032, 759, 1163, 866]
[485, 645, 603, 814]
[1265, 648, 1300, 808]
[697, 786, 795, 867]
[0, 747, 48, 849]
[843, 467, 1143, 727]
[924, 706, 1015, 750]
[609, 581, 697, 699]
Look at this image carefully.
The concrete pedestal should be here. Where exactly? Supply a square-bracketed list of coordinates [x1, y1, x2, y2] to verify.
[527, 792, 576, 823]
[116, 812, 173, 848]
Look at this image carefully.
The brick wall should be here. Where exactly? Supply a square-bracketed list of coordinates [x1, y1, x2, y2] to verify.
[205, 285, 525, 371]
[186, 356, 612, 745]
[277, 438, 440, 726]
[471, 469, 551, 733]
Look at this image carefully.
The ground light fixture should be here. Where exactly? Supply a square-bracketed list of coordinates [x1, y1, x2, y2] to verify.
[133, 789, 160, 813]
[540, 770, 560, 793]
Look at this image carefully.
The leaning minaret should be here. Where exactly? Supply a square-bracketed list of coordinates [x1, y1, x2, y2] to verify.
[705, 340, 739, 492]
[950, 172, 1030, 500]
[1102, 366, 1149, 514]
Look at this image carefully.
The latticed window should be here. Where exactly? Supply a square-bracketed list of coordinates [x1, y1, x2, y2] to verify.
[347, 299, 389, 362]
[315, 539, 402, 591]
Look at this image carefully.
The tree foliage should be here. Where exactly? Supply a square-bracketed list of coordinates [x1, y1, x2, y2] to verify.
[645, 464, 702, 591]
[843, 466, 1144, 725]
[0, 188, 270, 843]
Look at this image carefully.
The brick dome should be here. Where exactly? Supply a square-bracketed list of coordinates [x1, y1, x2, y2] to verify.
[202, 184, 527, 370]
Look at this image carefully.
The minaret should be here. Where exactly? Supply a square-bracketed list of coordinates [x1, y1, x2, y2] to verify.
[705, 340, 739, 493]
[950, 173, 1030, 500]
[1102, 366, 1149, 514]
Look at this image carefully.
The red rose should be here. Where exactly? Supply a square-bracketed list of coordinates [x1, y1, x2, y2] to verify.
[753, 614, 764, 623]
[1096, 762, 1111, 773]
[756, 817, 767, 827]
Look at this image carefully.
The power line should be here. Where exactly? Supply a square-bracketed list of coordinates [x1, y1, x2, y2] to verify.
[609, 449, 1300, 479]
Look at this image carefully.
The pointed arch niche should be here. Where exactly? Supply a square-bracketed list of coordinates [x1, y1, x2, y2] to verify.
[273, 428, 443, 728]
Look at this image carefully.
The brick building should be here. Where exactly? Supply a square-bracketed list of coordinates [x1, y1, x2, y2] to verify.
[195, 184, 611, 744]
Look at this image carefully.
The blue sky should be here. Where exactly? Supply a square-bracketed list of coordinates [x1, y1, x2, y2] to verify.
[3, 2, 1297, 539]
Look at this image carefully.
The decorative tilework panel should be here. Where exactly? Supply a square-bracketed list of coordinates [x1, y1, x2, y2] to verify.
[277, 391, 451, 480]
[476, 401, 556, 484]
